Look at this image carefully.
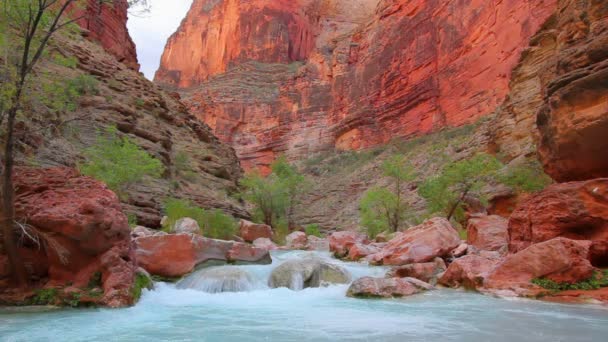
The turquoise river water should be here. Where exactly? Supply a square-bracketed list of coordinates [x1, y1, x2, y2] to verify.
[1, 251, 607, 341]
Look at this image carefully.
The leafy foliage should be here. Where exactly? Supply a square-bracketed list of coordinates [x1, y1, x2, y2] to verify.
[79, 126, 164, 198]
[532, 270, 608, 292]
[419, 153, 502, 222]
[132, 273, 153, 302]
[304, 224, 322, 238]
[499, 160, 552, 193]
[162, 198, 237, 240]
[359, 155, 416, 238]
[241, 156, 307, 229]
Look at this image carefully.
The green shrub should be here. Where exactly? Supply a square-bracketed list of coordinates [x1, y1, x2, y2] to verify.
[162, 198, 206, 232]
[127, 213, 138, 228]
[532, 270, 608, 293]
[31, 288, 59, 305]
[499, 160, 552, 193]
[272, 218, 290, 245]
[162, 198, 237, 240]
[304, 224, 322, 237]
[132, 273, 153, 302]
[79, 126, 164, 199]
[241, 171, 287, 227]
[202, 209, 238, 240]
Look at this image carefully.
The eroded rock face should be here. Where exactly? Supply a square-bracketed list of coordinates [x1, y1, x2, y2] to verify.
[508, 179, 608, 267]
[239, 220, 273, 243]
[485, 238, 595, 296]
[492, 0, 608, 182]
[370, 218, 461, 266]
[72, 0, 139, 70]
[467, 215, 509, 252]
[156, 0, 557, 170]
[10, 167, 136, 307]
[347, 277, 432, 298]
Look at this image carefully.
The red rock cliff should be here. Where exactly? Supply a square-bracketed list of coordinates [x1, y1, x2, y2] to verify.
[156, 0, 558, 171]
[73, 0, 139, 70]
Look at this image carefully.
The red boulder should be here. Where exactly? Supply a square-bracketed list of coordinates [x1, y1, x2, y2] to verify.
[370, 218, 461, 266]
[467, 214, 509, 252]
[239, 220, 273, 243]
[10, 167, 135, 307]
[439, 255, 499, 290]
[329, 231, 368, 258]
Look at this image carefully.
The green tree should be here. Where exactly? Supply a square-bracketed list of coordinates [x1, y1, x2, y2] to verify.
[240, 171, 287, 227]
[359, 155, 416, 237]
[79, 127, 163, 198]
[419, 153, 502, 222]
[499, 159, 552, 193]
[270, 155, 307, 229]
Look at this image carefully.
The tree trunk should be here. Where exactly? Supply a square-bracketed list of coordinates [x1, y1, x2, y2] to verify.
[1, 106, 28, 287]
[446, 186, 471, 222]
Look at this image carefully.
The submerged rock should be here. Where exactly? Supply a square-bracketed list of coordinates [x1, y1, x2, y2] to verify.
[347, 277, 433, 298]
[269, 258, 351, 290]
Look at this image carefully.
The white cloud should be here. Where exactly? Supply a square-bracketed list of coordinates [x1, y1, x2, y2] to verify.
[127, 0, 194, 80]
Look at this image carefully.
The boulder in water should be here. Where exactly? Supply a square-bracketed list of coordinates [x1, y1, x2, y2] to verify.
[285, 231, 308, 250]
[347, 277, 433, 298]
[253, 238, 279, 251]
[386, 258, 447, 284]
[269, 258, 351, 290]
[439, 255, 499, 290]
[329, 231, 368, 258]
[177, 267, 256, 293]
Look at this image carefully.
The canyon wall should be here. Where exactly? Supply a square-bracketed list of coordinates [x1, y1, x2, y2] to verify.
[156, 0, 558, 172]
[73, 0, 139, 70]
[491, 0, 608, 182]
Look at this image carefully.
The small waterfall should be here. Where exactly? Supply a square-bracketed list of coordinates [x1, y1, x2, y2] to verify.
[177, 266, 258, 293]
[289, 272, 305, 291]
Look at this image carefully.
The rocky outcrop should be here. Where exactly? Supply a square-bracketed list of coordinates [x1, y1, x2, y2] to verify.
[239, 220, 273, 243]
[492, 0, 608, 182]
[439, 255, 499, 290]
[5, 167, 136, 307]
[156, 0, 558, 170]
[72, 0, 139, 70]
[485, 238, 595, 296]
[466, 215, 509, 252]
[134, 234, 271, 278]
[347, 277, 433, 298]
[508, 179, 608, 267]
[370, 218, 461, 266]
[16, 22, 246, 227]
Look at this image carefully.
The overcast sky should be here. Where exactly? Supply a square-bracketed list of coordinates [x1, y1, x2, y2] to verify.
[127, 1, 194, 80]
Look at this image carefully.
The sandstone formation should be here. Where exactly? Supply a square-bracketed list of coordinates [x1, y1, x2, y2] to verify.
[134, 234, 271, 278]
[156, 0, 558, 170]
[347, 277, 433, 298]
[239, 220, 273, 243]
[72, 0, 139, 70]
[485, 238, 595, 296]
[491, 0, 608, 182]
[6, 167, 136, 307]
[508, 179, 608, 267]
[370, 218, 461, 266]
[466, 215, 509, 252]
